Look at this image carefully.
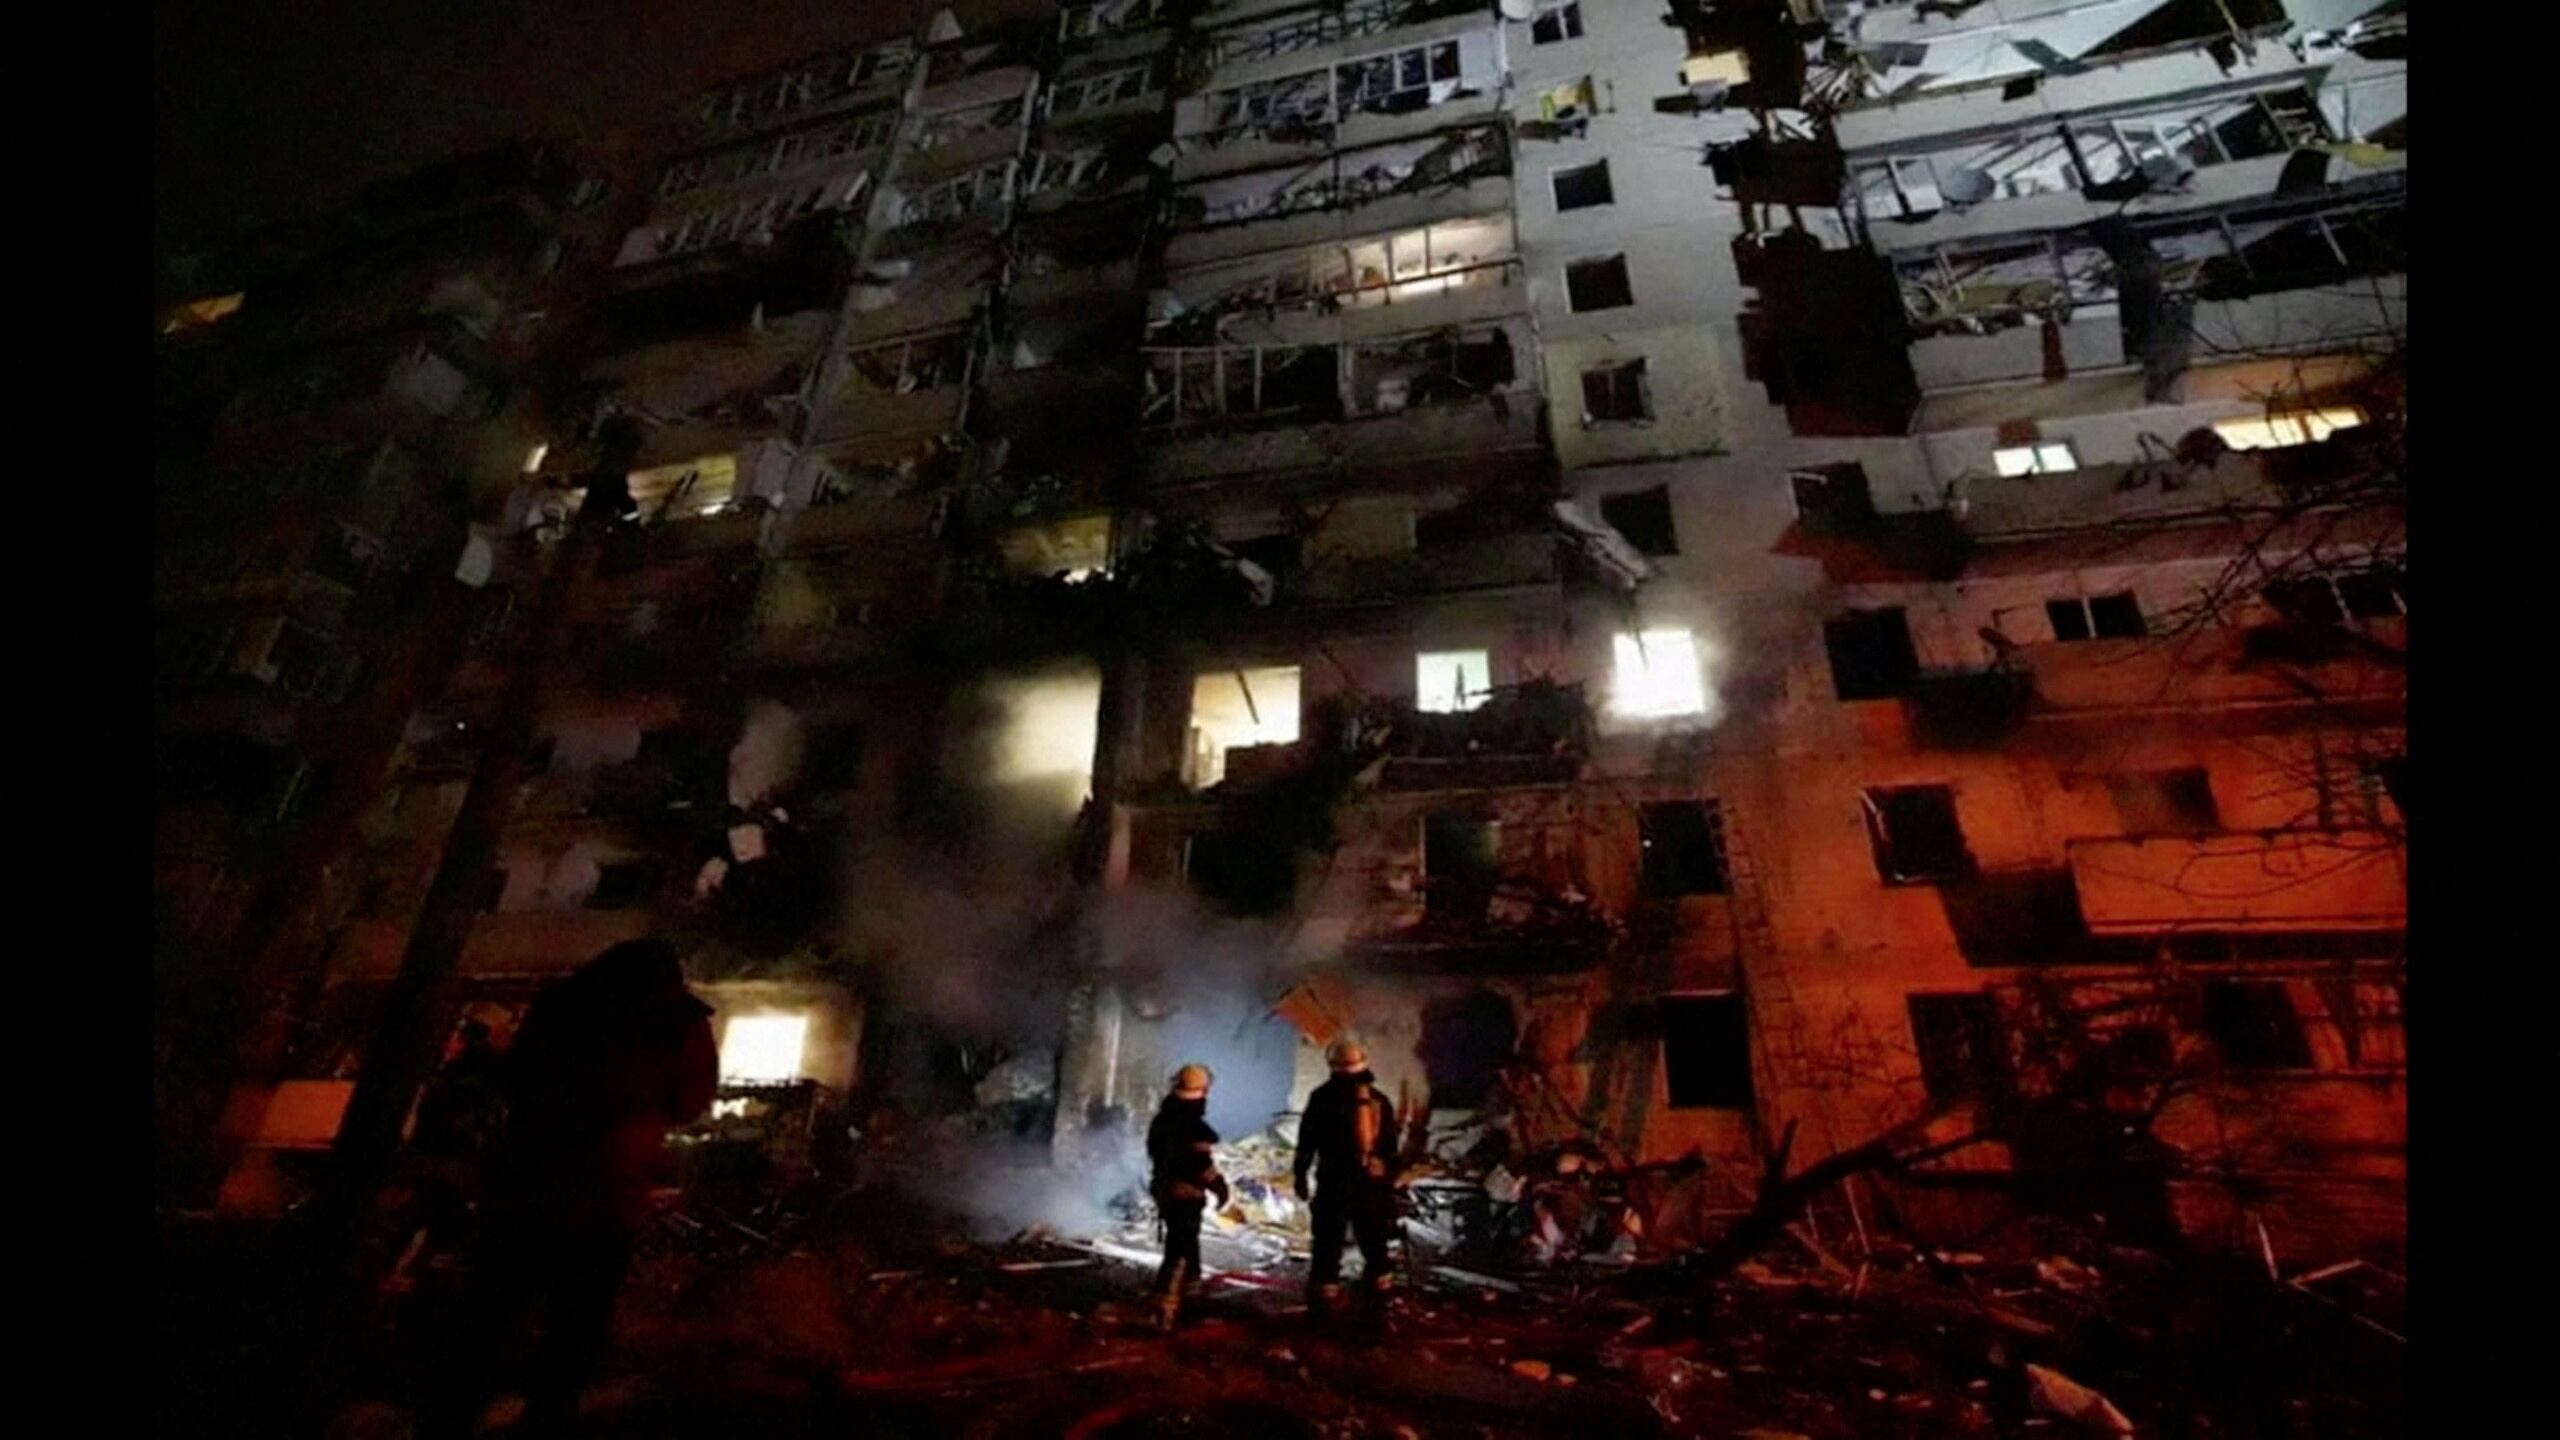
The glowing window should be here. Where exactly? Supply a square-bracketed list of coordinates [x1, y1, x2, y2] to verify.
[1187, 666, 1301, 787]
[160, 292, 245, 334]
[720, 1013, 809, 1085]
[1611, 629, 1707, 719]
[626, 454, 740, 519]
[1415, 650, 1492, 713]
[2212, 407, 2366, 451]
[522, 442, 550, 474]
[1992, 442, 2078, 477]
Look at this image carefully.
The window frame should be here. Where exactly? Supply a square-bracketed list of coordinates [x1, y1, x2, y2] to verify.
[1564, 253, 1635, 313]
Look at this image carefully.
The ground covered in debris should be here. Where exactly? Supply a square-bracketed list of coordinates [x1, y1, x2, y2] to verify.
[315, 1163, 2403, 1440]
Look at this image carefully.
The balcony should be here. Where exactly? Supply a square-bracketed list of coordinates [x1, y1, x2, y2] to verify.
[2067, 829, 2404, 934]
[1294, 529, 1559, 606]
[1166, 171, 1513, 271]
[2012, 618, 2404, 719]
[1144, 386, 1540, 485]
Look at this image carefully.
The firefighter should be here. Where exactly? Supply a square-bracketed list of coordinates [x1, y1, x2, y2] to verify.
[420, 939, 717, 1439]
[1293, 1039, 1401, 1311]
[1145, 1063, 1228, 1330]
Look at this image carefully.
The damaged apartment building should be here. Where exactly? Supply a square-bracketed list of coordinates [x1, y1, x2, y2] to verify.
[180, 0, 2407, 1268]
[154, 144, 616, 1206]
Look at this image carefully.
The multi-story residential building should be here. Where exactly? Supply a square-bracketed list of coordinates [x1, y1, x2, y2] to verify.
[184, 0, 2405, 1264]
[154, 143, 612, 1205]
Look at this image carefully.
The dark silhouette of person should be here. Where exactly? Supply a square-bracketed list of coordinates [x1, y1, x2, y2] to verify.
[1144, 1064, 1227, 1329]
[420, 939, 716, 1438]
[399, 1019, 506, 1270]
[1294, 1039, 1401, 1309]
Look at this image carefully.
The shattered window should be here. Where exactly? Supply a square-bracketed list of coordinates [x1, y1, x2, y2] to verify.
[1662, 994, 1752, 1110]
[1823, 607, 1921, 701]
[1186, 666, 1302, 789]
[2104, 767, 2220, 836]
[2200, 980, 2313, 1070]
[1863, 785, 1972, 885]
[1598, 485, 1675, 555]
[1581, 360, 1652, 425]
[586, 859, 663, 910]
[1415, 650, 1493, 713]
[1552, 160, 1614, 211]
[1053, 63, 1156, 115]
[847, 333, 971, 395]
[1610, 629, 1707, 719]
[2213, 406, 2365, 450]
[1531, 2, 1583, 45]
[1908, 993, 2008, 1102]
[1639, 800, 1729, 898]
[1564, 254, 1633, 312]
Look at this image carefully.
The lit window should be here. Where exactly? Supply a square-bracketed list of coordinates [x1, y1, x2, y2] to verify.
[626, 454, 740, 519]
[1415, 650, 1493, 713]
[720, 1013, 810, 1085]
[522, 442, 549, 474]
[1187, 666, 1302, 787]
[160, 292, 245, 334]
[2212, 407, 2367, 450]
[1992, 442, 2079, 476]
[1611, 629, 1707, 719]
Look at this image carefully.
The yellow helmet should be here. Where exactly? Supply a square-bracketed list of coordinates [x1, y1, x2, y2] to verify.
[1170, 1064, 1213, 1098]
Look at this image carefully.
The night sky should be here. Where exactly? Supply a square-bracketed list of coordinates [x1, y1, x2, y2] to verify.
[154, 0, 952, 254]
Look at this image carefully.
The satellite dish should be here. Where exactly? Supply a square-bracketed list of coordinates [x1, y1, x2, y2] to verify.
[1498, 0, 1535, 19]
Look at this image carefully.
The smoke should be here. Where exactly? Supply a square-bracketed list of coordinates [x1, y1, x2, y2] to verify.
[827, 663, 1324, 1241]
[728, 701, 804, 808]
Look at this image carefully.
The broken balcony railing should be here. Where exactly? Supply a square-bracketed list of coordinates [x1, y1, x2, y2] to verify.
[1159, 249, 1520, 338]
[1180, 124, 1508, 225]
[1194, 40, 1492, 147]
[1142, 324, 1518, 428]
[1846, 88, 2331, 229]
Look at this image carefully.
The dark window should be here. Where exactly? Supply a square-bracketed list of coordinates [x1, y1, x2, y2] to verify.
[1662, 994, 1753, 1109]
[1908, 993, 2009, 1101]
[2336, 566, 2405, 619]
[2104, 767, 2219, 835]
[526, 736, 558, 772]
[1580, 359, 1650, 422]
[586, 860, 662, 910]
[2047, 592, 2145, 641]
[1565, 254, 1634, 312]
[1824, 607, 1921, 700]
[479, 868, 511, 913]
[1790, 463, 1875, 535]
[1638, 800, 1729, 897]
[1552, 160, 1614, 210]
[1599, 486, 1677, 556]
[803, 722, 866, 792]
[1423, 811, 1501, 920]
[270, 624, 333, 697]
[1230, 532, 1303, 578]
[1863, 785, 1972, 884]
[2264, 576, 2345, 626]
[1186, 827, 1296, 916]
[1531, 1, 1583, 44]
[2089, 591, 2146, 638]
[2200, 980, 2312, 1069]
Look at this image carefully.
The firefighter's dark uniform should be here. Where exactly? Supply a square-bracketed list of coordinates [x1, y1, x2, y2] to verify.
[1294, 1068, 1399, 1301]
